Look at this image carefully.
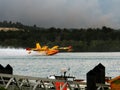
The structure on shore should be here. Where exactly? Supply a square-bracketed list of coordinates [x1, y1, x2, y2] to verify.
[87, 63, 108, 90]
[0, 64, 110, 90]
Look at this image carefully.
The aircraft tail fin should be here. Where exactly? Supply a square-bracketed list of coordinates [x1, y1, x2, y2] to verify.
[36, 43, 41, 49]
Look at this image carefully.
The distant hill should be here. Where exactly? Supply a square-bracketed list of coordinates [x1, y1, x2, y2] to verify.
[0, 27, 20, 31]
[1, 21, 120, 52]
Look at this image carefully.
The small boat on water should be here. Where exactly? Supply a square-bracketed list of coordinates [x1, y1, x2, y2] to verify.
[26, 42, 73, 56]
[47, 68, 86, 90]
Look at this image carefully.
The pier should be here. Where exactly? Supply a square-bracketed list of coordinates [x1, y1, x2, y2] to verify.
[0, 73, 86, 90]
[0, 73, 110, 90]
[0, 63, 110, 90]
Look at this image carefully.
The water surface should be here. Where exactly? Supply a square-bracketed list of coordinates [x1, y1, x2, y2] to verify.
[0, 48, 120, 80]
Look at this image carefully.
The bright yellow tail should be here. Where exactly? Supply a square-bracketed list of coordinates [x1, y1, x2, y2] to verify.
[36, 43, 41, 49]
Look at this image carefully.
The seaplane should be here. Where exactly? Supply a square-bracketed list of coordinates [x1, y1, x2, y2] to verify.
[26, 43, 73, 56]
[26, 43, 59, 56]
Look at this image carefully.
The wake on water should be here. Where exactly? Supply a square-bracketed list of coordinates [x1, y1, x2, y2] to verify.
[0, 48, 28, 56]
[1, 48, 120, 57]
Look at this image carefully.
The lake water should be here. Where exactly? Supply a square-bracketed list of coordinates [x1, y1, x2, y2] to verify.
[0, 48, 120, 80]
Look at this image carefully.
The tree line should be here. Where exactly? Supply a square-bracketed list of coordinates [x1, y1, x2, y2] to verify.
[0, 21, 120, 52]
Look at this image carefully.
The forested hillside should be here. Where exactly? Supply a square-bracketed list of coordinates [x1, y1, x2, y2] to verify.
[0, 21, 120, 52]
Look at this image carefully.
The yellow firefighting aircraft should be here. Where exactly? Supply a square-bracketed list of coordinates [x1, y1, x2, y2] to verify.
[26, 43, 58, 55]
[26, 43, 72, 56]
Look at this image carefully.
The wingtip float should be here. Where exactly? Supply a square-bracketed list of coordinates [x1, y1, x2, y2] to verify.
[26, 43, 73, 56]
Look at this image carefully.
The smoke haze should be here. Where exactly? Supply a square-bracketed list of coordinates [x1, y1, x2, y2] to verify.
[0, 0, 120, 28]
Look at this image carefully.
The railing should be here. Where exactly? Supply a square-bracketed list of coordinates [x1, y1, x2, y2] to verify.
[0, 73, 109, 90]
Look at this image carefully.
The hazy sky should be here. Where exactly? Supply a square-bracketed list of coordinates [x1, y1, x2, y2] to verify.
[0, 0, 120, 29]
